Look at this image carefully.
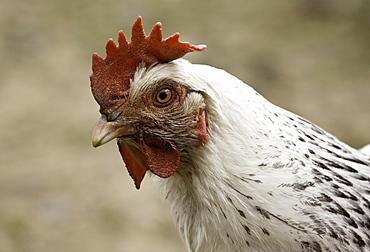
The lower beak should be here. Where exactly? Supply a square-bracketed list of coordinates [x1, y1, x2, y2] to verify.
[92, 115, 137, 147]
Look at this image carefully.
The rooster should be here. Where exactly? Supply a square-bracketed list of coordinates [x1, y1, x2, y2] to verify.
[90, 17, 370, 251]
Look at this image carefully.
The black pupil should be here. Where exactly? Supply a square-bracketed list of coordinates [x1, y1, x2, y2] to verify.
[159, 91, 168, 100]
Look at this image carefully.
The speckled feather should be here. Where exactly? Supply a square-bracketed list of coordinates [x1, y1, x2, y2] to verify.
[129, 60, 370, 252]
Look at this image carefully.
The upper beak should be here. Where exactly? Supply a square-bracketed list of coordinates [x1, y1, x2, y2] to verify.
[92, 115, 137, 147]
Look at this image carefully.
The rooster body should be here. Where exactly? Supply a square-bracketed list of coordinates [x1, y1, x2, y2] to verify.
[91, 17, 370, 251]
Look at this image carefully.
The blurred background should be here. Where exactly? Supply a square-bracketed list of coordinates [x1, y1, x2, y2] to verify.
[0, 0, 369, 251]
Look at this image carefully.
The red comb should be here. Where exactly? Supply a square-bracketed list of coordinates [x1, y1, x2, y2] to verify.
[90, 16, 206, 114]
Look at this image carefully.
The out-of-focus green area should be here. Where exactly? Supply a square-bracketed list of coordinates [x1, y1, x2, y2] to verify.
[0, 0, 369, 251]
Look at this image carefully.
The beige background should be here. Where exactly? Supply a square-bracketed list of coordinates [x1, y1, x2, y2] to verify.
[1, 0, 369, 251]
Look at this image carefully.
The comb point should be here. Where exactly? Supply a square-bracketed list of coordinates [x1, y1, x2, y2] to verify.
[149, 22, 163, 42]
[91, 53, 104, 72]
[131, 16, 146, 43]
[165, 33, 181, 45]
[92, 52, 103, 60]
[195, 44, 207, 51]
[117, 30, 129, 48]
[105, 39, 118, 58]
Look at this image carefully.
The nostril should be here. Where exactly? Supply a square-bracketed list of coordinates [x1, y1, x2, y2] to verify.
[106, 111, 122, 122]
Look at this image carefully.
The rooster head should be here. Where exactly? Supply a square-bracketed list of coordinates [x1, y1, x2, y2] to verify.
[90, 17, 207, 189]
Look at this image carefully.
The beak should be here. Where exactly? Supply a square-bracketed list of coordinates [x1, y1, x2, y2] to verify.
[92, 115, 137, 147]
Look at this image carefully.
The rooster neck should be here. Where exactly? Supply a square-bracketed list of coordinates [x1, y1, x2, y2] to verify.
[151, 96, 370, 251]
[154, 140, 307, 251]
[152, 119, 308, 251]
[148, 63, 370, 251]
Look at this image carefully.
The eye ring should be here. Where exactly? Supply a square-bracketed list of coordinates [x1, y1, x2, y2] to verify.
[155, 88, 173, 105]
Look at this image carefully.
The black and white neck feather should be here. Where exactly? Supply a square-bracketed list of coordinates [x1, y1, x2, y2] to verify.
[134, 59, 370, 252]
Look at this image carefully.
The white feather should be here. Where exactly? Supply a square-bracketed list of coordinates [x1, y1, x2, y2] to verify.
[360, 144, 370, 155]
[133, 59, 370, 252]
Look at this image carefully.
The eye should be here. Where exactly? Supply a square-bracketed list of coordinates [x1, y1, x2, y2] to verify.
[155, 88, 173, 105]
